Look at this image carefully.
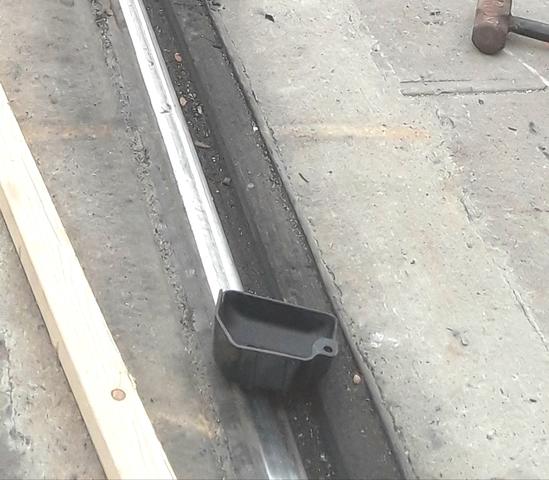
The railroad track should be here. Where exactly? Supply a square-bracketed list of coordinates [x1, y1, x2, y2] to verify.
[118, 1, 305, 477]
[0, 0, 407, 477]
[133, 0, 407, 477]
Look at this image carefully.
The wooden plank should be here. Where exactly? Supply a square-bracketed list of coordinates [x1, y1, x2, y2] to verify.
[0, 84, 176, 480]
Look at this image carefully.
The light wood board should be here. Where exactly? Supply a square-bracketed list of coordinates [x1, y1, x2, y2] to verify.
[0, 84, 176, 480]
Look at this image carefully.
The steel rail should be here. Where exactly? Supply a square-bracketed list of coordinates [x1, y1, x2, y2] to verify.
[117, 0, 307, 478]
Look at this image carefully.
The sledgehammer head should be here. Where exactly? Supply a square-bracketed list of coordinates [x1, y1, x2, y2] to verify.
[472, 0, 512, 54]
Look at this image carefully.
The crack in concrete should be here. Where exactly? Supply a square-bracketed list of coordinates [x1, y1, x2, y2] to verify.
[504, 275, 549, 353]
[459, 194, 484, 224]
[460, 197, 475, 223]
[458, 182, 548, 354]
[461, 193, 549, 353]
[461, 188, 549, 355]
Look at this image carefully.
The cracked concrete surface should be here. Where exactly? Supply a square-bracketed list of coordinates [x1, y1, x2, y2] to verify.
[210, 0, 549, 477]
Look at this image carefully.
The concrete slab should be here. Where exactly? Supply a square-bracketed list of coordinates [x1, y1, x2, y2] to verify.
[210, 0, 549, 477]
[0, 0, 230, 477]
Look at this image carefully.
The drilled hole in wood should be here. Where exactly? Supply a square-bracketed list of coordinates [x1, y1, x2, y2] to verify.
[111, 388, 126, 401]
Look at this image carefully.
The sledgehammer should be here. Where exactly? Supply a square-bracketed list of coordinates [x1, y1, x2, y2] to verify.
[472, 0, 549, 54]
